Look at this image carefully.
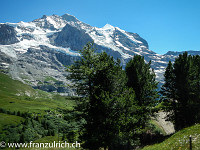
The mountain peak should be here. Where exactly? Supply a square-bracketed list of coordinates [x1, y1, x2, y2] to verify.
[41, 15, 47, 19]
[2, 12, 198, 93]
[61, 14, 79, 22]
[102, 24, 115, 30]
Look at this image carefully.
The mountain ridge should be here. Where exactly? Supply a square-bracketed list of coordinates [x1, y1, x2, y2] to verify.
[0, 13, 200, 93]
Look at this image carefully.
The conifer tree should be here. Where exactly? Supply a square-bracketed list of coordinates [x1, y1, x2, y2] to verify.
[161, 61, 174, 100]
[125, 55, 158, 127]
[67, 43, 141, 150]
[173, 52, 193, 129]
[162, 52, 200, 130]
[192, 55, 200, 122]
[160, 61, 179, 129]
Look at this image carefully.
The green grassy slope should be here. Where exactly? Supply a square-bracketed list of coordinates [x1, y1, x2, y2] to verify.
[0, 113, 24, 130]
[0, 73, 76, 133]
[0, 73, 81, 149]
[142, 124, 200, 150]
[0, 73, 75, 114]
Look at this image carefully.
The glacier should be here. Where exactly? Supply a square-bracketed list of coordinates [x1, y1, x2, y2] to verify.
[0, 13, 199, 94]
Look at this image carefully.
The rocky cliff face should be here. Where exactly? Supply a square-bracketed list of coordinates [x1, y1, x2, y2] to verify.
[0, 24, 19, 45]
[8, 45, 78, 94]
[53, 24, 93, 50]
[0, 13, 199, 94]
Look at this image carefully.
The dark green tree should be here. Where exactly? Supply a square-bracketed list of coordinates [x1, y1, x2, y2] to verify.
[161, 52, 200, 130]
[173, 52, 193, 129]
[191, 55, 200, 122]
[101, 88, 141, 150]
[161, 61, 174, 100]
[67, 43, 141, 150]
[160, 61, 178, 129]
[125, 55, 158, 144]
[67, 42, 98, 97]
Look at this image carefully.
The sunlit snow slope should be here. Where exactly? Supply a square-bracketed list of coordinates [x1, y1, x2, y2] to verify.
[0, 13, 199, 93]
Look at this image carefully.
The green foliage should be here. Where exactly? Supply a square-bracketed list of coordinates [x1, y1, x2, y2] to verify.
[161, 61, 175, 100]
[67, 42, 144, 149]
[1, 118, 45, 143]
[125, 55, 159, 145]
[0, 108, 82, 144]
[160, 61, 178, 128]
[67, 42, 98, 97]
[148, 120, 166, 136]
[161, 52, 200, 131]
[125, 55, 158, 106]
[100, 88, 142, 149]
[0, 73, 82, 145]
[0, 113, 24, 130]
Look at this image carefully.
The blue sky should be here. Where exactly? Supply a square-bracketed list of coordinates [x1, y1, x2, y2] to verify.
[1, 0, 200, 54]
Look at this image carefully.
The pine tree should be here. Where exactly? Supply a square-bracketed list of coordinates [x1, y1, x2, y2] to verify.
[192, 55, 200, 122]
[160, 61, 179, 130]
[101, 88, 141, 149]
[161, 61, 175, 100]
[67, 42, 98, 97]
[125, 55, 158, 132]
[173, 52, 193, 129]
[67, 43, 140, 150]
[162, 52, 200, 130]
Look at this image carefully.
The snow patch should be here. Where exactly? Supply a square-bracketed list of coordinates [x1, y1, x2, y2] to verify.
[115, 41, 130, 51]
[116, 27, 143, 44]
[0, 45, 17, 58]
[102, 24, 115, 31]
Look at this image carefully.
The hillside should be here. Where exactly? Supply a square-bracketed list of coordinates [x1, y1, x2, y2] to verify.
[142, 124, 200, 150]
[0, 72, 80, 148]
[0, 70, 166, 150]
[0, 72, 75, 114]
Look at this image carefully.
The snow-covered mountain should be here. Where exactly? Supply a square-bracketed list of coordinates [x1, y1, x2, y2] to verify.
[0, 13, 199, 93]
